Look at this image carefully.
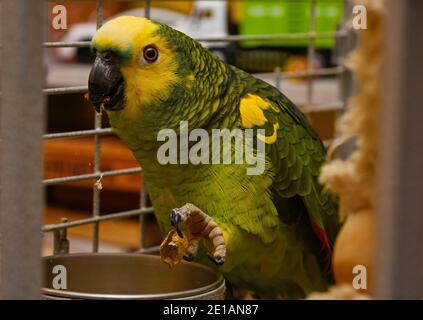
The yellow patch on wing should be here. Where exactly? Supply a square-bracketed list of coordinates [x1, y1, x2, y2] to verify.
[240, 94, 271, 128]
[258, 122, 280, 144]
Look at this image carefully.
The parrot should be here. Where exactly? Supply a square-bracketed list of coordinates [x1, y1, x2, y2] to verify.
[87, 16, 340, 299]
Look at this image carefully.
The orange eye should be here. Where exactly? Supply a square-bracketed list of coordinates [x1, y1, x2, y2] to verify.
[143, 46, 159, 63]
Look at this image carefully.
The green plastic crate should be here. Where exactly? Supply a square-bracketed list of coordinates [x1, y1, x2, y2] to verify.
[240, 0, 343, 48]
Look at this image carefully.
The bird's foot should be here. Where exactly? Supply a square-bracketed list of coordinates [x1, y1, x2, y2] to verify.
[167, 203, 226, 266]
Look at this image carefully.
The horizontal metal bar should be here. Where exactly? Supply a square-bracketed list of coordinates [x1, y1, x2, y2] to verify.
[301, 101, 344, 113]
[196, 30, 348, 43]
[42, 97, 342, 143]
[1, 86, 87, 97]
[43, 167, 142, 186]
[44, 86, 87, 95]
[295, 66, 346, 78]
[43, 30, 348, 49]
[260, 66, 346, 80]
[44, 41, 91, 48]
[42, 67, 345, 97]
[42, 207, 153, 232]
[140, 245, 160, 255]
[43, 128, 113, 140]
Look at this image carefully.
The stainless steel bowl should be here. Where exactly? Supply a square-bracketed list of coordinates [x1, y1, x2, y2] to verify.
[42, 253, 225, 299]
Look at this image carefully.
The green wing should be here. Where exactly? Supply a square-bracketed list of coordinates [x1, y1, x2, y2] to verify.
[236, 70, 340, 253]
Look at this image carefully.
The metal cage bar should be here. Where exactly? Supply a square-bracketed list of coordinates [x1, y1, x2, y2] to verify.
[43, 30, 348, 48]
[375, 0, 423, 299]
[43, 207, 153, 233]
[92, 0, 104, 253]
[306, 0, 317, 109]
[44, 66, 346, 100]
[0, 0, 45, 299]
[139, 0, 151, 252]
[44, 167, 142, 186]
[41, 1, 353, 258]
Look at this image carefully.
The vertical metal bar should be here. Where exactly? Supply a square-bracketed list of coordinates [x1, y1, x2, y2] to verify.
[139, 178, 147, 251]
[339, 0, 352, 106]
[274, 67, 282, 92]
[53, 218, 69, 255]
[92, 0, 104, 253]
[306, 0, 317, 107]
[335, 0, 356, 159]
[139, 0, 152, 252]
[144, 0, 151, 19]
[0, 0, 44, 299]
[375, 0, 423, 299]
[339, 0, 356, 107]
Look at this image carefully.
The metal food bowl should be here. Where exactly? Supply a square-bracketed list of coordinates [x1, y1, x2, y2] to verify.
[42, 253, 225, 299]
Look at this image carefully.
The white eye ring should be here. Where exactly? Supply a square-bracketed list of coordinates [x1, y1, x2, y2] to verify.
[139, 45, 159, 65]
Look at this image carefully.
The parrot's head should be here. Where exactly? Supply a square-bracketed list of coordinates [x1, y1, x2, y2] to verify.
[88, 16, 215, 128]
[88, 16, 181, 114]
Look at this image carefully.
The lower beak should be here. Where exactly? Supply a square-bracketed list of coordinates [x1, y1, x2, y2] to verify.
[88, 57, 124, 112]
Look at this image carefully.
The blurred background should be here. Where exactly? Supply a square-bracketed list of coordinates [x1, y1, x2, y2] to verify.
[42, 0, 353, 255]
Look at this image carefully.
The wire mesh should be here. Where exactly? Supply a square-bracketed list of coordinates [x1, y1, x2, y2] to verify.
[42, 0, 353, 255]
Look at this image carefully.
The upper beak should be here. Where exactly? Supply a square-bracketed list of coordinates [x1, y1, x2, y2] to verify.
[88, 57, 124, 112]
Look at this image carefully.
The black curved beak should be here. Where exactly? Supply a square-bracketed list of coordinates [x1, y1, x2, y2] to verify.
[88, 55, 125, 113]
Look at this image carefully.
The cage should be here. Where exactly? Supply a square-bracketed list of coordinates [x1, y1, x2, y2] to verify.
[0, 0, 422, 300]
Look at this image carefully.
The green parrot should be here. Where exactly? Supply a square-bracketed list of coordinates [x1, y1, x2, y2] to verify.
[87, 16, 340, 299]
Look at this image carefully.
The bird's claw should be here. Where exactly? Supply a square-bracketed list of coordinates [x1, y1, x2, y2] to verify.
[207, 252, 225, 266]
[183, 253, 196, 262]
[166, 203, 226, 266]
[170, 209, 183, 238]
